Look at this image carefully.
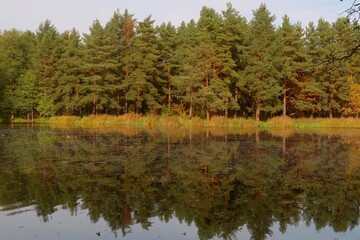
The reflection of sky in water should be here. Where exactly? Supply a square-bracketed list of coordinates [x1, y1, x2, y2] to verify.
[1, 205, 359, 240]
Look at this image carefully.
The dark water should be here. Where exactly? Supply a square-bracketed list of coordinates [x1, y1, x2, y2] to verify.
[1, 124, 360, 240]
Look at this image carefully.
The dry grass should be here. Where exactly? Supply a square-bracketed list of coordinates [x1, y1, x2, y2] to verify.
[37, 115, 360, 130]
[266, 116, 294, 128]
[292, 117, 360, 129]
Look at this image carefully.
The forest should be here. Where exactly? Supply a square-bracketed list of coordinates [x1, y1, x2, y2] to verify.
[0, 3, 360, 121]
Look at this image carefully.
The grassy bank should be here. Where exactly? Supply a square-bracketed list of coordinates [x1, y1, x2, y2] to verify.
[8, 114, 360, 129]
[46, 115, 360, 129]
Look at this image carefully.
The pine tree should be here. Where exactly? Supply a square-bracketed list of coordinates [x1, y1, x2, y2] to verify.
[124, 16, 161, 114]
[277, 15, 307, 116]
[82, 20, 119, 115]
[246, 4, 282, 121]
[157, 22, 177, 114]
[196, 7, 222, 120]
[173, 20, 203, 117]
[327, 18, 352, 117]
[33, 20, 60, 117]
[105, 9, 136, 115]
[296, 21, 324, 117]
[55, 29, 84, 116]
[311, 18, 351, 118]
[221, 3, 249, 117]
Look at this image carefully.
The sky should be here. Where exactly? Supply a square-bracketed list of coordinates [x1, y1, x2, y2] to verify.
[0, 0, 349, 34]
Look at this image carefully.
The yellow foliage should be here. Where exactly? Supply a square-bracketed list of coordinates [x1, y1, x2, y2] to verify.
[343, 79, 360, 117]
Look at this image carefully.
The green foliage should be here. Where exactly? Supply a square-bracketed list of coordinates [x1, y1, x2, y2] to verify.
[277, 15, 307, 116]
[82, 20, 119, 115]
[245, 4, 282, 121]
[33, 20, 60, 111]
[12, 71, 38, 117]
[55, 29, 84, 115]
[0, 30, 35, 117]
[36, 93, 57, 117]
[0, 4, 358, 120]
[125, 16, 162, 114]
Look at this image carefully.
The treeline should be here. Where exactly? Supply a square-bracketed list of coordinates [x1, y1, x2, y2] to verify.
[0, 3, 360, 121]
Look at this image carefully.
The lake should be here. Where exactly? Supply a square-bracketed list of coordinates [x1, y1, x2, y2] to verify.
[1, 124, 360, 240]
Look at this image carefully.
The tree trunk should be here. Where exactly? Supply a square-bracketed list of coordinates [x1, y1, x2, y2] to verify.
[283, 78, 287, 117]
[234, 88, 239, 118]
[190, 96, 193, 118]
[136, 83, 140, 114]
[117, 90, 120, 115]
[93, 79, 97, 115]
[256, 100, 260, 122]
[329, 81, 334, 119]
[206, 110, 210, 122]
[329, 107, 333, 119]
[167, 63, 171, 112]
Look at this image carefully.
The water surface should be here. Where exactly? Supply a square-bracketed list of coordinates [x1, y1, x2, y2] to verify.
[1, 124, 360, 240]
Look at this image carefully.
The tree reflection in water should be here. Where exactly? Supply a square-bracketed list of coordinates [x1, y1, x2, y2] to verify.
[0, 125, 360, 240]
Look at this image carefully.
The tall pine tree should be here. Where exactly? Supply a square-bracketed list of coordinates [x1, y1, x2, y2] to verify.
[124, 16, 161, 114]
[246, 4, 282, 121]
[82, 20, 119, 115]
[277, 15, 307, 116]
[34, 20, 60, 117]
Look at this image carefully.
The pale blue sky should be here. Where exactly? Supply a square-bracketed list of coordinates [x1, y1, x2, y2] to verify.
[0, 0, 348, 34]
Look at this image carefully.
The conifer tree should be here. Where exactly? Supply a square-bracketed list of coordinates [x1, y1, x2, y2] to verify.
[173, 20, 203, 117]
[311, 18, 351, 118]
[82, 20, 119, 115]
[196, 7, 222, 120]
[296, 21, 324, 117]
[105, 9, 136, 114]
[246, 4, 282, 121]
[124, 16, 161, 114]
[221, 3, 249, 117]
[327, 18, 352, 117]
[33, 20, 60, 117]
[55, 29, 84, 115]
[157, 22, 177, 114]
[277, 15, 307, 116]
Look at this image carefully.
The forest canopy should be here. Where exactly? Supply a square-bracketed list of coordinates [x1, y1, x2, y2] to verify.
[0, 3, 359, 121]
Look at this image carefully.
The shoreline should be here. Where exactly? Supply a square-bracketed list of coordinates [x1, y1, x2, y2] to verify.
[5, 114, 360, 129]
